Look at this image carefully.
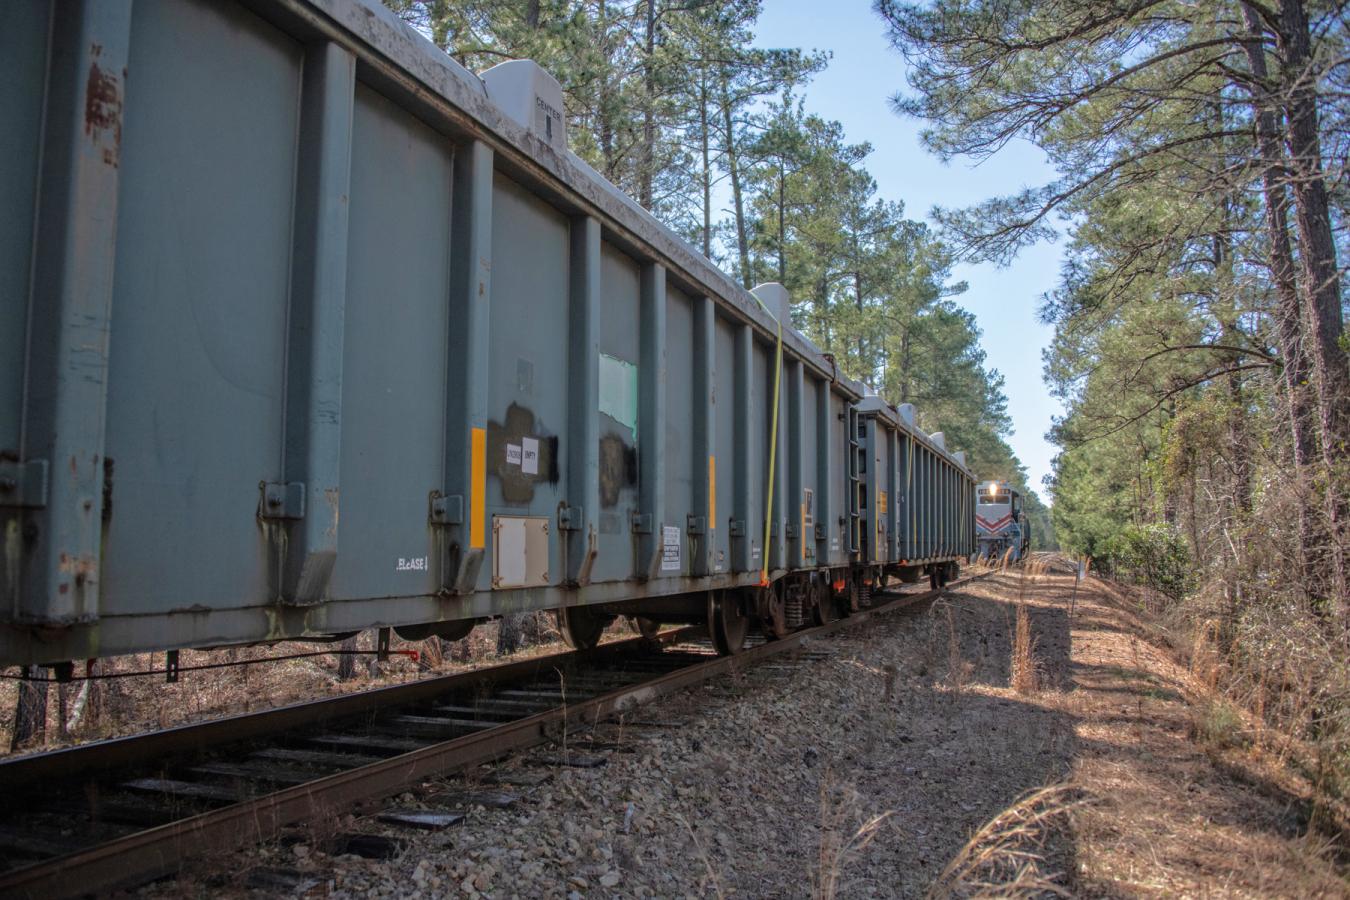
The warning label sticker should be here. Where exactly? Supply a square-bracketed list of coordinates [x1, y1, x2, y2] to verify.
[662, 526, 681, 571]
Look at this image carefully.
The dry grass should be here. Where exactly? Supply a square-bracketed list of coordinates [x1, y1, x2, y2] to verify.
[1010, 600, 1041, 696]
[680, 813, 729, 900]
[1009, 567, 1043, 696]
[810, 779, 894, 900]
[1053, 570, 1350, 898]
[947, 607, 975, 693]
[926, 784, 1080, 900]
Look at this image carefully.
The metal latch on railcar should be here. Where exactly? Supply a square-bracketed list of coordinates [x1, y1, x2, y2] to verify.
[631, 512, 652, 534]
[0, 460, 47, 508]
[686, 515, 706, 535]
[259, 481, 305, 519]
[558, 505, 583, 531]
[429, 494, 463, 525]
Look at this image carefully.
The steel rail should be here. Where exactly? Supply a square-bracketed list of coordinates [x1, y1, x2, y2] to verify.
[0, 627, 699, 791]
[0, 574, 989, 899]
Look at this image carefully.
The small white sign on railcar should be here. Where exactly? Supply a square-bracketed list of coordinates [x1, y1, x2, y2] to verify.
[522, 437, 539, 475]
[662, 526, 681, 571]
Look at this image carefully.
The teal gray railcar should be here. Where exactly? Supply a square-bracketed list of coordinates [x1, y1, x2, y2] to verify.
[0, 0, 975, 667]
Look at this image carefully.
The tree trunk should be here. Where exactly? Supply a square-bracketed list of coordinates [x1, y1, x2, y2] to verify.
[855, 272, 865, 385]
[497, 613, 526, 656]
[1276, 0, 1350, 607]
[1240, 3, 1318, 580]
[11, 666, 48, 750]
[56, 681, 68, 740]
[721, 82, 750, 287]
[700, 63, 711, 258]
[640, 0, 655, 209]
[1213, 193, 1251, 524]
[598, 1, 615, 180]
[899, 335, 911, 403]
[815, 276, 830, 351]
[777, 164, 787, 283]
[336, 634, 361, 681]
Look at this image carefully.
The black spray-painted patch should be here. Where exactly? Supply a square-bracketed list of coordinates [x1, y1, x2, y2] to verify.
[598, 432, 638, 508]
[487, 403, 559, 503]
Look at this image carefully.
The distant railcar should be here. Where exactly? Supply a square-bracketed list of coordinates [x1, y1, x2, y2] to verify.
[975, 481, 1029, 563]
[0, 0, 975, 667]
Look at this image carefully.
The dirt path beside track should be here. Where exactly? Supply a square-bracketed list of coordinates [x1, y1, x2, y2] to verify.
[1034, 572, 1349, 899]
[149, 571, 1350, 899]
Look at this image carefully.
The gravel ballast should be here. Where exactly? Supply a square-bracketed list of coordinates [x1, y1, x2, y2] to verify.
[190, 578, 1077, 900]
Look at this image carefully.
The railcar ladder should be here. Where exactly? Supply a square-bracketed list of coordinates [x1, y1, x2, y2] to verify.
[848, 407, 861, 557]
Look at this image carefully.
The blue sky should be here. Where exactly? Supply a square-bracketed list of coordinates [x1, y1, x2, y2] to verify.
[752, 0, 1066, 496]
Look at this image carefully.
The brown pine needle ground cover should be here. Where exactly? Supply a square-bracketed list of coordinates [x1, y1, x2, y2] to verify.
[94, 572, 1350, 897]
[1055, 573, 1350, 899]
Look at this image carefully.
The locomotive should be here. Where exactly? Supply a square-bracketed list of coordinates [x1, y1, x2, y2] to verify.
[0, 0, 976, 669]
[975, 480, 1029, 563]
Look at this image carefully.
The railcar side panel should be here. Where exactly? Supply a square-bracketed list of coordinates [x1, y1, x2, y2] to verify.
[664, 286, 695, 577]
[712, 318, 736, 574]
[594, 241, 641, 585]
[812, 380, 832, 567]
[768, 345, 788, 572]
[482, 174, 572, 593]
[864, 418, 874, 563]
[102, 0, 300, 620]
[751, 340, 770, 573]
[896, 432, 909, 560]
[923, 447, 935, 558]
[879, 421, 892, 563]
[799, 372, 819, 567]
[829, 392, 849, 565]
[0, 2, 48, 459]
[328, 83, 454, 604]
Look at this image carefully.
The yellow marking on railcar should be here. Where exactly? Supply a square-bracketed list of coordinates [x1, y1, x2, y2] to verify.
[709, 456, 716, 525]
[471, 427, 486, 548]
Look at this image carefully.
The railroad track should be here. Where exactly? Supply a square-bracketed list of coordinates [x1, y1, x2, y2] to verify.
[0, 573, 989, 899]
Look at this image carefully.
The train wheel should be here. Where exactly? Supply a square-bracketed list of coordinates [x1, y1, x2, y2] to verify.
[557, 607, 607, 650]
[633, 617, 661, 639]
[809, 578, 833, 627]
[708, 590, 749, 656]
[929, 566, 941, 590]
[834, 578, 856, 618]
[759, 582, 788, 640]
